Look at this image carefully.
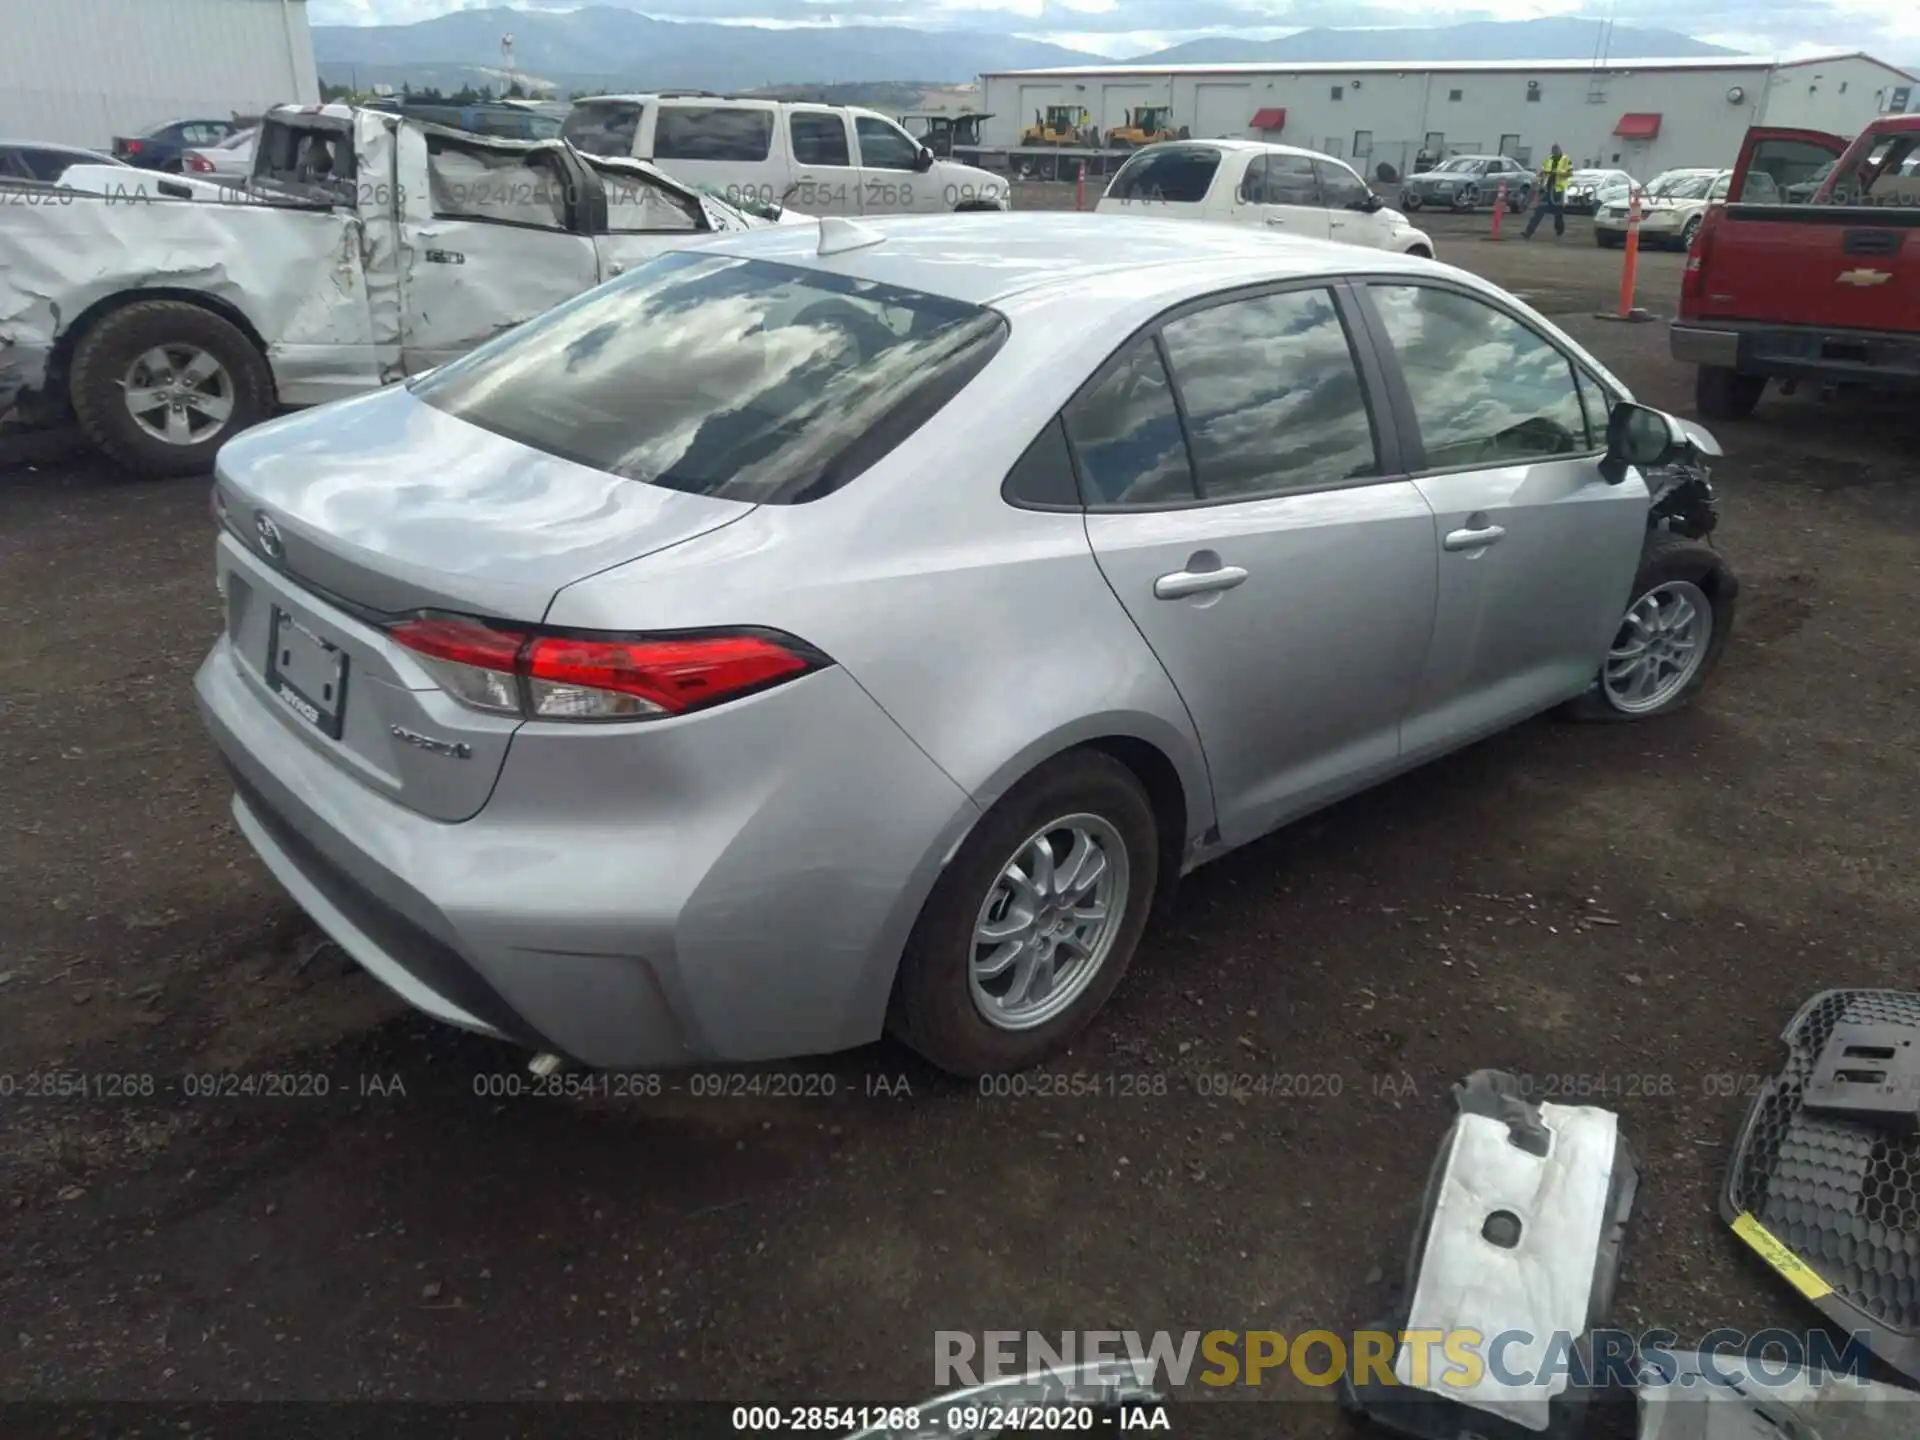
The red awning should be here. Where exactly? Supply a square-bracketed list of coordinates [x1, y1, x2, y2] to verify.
[1614, 112, 1662, 139]
[1250, 108, 1286, 131]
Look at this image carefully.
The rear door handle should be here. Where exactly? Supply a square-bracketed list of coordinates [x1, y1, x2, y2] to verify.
[1443, 524, 1506, 551]
[1154, 566, 1249, 599]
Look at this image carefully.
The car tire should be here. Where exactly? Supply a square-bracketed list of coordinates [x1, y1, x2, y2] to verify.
[1695, 365, 1766, 421]
[1596, 231, 1623, 248]
[69, 300, 273, 479]
[1402, 194, 1423, 211]
[888, 749, 1160, 1077]
[1678, 215, 1703, 250]
[1561, 534, 1737, 723]
[1453, 186, 1478, 212]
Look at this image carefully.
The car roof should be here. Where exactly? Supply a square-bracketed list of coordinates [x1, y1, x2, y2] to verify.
[1169, 138, 1350, 163]
[677, 211, 1440, 309]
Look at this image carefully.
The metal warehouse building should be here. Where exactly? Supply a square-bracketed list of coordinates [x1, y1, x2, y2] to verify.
[0, 0, 320, 149]
[978, 52, 1917, 180]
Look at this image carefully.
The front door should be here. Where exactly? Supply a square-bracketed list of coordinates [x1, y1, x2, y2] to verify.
[1073, 285, 1436, 846]
[787, 106, 863, 217]
[1317, 158, 1389, 249]
[1226, 151, 1333, 238]
[582, 157, 715, 283]
[1355, 280, 1649, 760]
[401, 134, 600, 372]
[851, 112, 929, 214]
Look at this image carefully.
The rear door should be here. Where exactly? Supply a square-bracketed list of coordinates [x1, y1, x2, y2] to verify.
[1075, 283, 1436, 846]
[400, 130, 602, 371]
[1354, 280, 1648, 757]
[561, 98, 645, 158]
[1715, 125, 1919, 332]
[787, 106, 864, 216]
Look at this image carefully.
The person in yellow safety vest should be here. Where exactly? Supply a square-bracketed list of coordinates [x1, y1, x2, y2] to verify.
[1523, 144, 1575, 239]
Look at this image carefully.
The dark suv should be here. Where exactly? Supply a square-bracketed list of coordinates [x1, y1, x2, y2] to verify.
[111, 119, 241, 172]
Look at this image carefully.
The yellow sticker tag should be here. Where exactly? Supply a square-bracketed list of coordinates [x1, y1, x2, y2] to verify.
[1732, 1211, 1834, 1300]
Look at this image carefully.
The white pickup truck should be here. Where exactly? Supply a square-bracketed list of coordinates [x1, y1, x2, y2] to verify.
[0, 103, 783, 477]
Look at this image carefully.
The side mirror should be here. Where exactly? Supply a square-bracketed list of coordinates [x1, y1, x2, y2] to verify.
[1599, 402, 1677, 484]
[913, 145, 934, 174]
[1362, 192, 1385, 212]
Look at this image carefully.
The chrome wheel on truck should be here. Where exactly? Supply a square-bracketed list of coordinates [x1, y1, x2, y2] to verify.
[122, 344, 235, 447]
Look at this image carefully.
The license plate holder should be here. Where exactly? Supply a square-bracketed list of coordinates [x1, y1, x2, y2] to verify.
[265, 606, 349, 740]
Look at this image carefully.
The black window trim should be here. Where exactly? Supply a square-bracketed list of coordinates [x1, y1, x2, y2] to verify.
[1003, 276, 1412, 515]
[652, 103, 776, 164]
[1345, 274, 1614, 479]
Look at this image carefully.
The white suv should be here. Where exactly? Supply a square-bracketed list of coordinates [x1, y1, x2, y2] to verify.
[562, 94, 1011, 218]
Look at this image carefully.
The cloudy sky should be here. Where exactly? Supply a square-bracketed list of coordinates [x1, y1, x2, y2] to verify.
[307, 0, 1920, 65]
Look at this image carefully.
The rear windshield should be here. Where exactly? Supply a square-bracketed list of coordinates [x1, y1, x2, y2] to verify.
[1106, 145, 1220, 204]
[409, 251, 1009, 504]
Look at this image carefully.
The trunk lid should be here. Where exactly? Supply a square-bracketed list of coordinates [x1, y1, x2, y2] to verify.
[213, 383, 752, 822]
[1697, 123, 1920, 334]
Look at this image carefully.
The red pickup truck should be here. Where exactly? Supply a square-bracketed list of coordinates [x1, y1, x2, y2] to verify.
[1671, 113, 1920, 420]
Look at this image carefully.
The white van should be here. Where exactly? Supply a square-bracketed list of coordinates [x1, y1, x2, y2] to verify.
[562, 95, 1012, 218]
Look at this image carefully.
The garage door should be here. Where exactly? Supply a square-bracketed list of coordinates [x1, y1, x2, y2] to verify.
[1193, 83, 1255, 140]
[1100, 85, 1159, 134]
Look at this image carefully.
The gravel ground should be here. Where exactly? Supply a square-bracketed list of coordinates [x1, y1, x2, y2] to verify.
[2, 205, 1917, 1428]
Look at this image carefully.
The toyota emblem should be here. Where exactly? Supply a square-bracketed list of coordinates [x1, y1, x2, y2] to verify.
[255, 511, 284, 560]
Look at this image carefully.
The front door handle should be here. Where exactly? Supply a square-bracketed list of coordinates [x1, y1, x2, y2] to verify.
[1443, 524, 1506, 551]
[1264, 217, 1286, 227]
[1154, 565, 1249, 599]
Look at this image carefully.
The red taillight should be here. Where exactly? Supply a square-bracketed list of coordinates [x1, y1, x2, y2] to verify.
[1680, 206, 1718, 315]
[185, 154, 213, 172]
[387, 617, 822, 722]
[124, 139, 144, 154]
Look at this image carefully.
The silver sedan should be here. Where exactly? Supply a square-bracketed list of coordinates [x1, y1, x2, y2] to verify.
[195, 213, 1738, 1077]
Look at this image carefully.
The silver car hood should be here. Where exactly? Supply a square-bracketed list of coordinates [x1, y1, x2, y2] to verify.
[213, 383, 753, 622]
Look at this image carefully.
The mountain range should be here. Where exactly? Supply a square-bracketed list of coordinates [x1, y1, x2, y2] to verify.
[312, 9, 1743, 97]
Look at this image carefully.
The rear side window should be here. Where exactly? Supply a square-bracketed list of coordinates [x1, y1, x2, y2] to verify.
[1063, 339, 1195, 505]
[790, 112, 850, 167]
[654, 106, 774, 162]
[1107, 146, 1220, 204]
[410, 252, 1009, 504]
[1368, 283, 1589, 468]
[252, 119, 356, 202]
[564, 100, 643, 157]
[1158, 289, 1378, 500]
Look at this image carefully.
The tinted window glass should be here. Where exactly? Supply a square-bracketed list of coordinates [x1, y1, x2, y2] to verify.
[1236, 155, 1268, 203]
[23, 149, 75, 181]
[654, 106, 773, 162]
[855, 116, 919, 171]
[1369, 284, 1588, 468]
[252, 119, 356, 202]
[1063, 340, 1195, 506]
[411, 252, 1007, 505]
[1159, 289, 1377, 500]
[1002, 418, 1081, 508]
[1106, 146, 1220, 204]
[563, 100, 643, 157]
[1316, 159, 1368, 208]
[791, 112, 850, 167]
[1263, 153, 1320, 205]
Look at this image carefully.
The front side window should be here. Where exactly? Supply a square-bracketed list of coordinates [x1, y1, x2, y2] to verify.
[1106, 145, 1220, 204]
[586, 159, 701, 233]
[426, 134, 570, 229]
[1158, 289, 1378, 501]
[410, 252, 1008, 505]
[855, 116, 920, 171]
[1063, 339, 1195, 506]
[1316, 160, 1369, 208]
[1262, 153, 1320, 205]
[1827, 133, 1920, 204]
[791, 112, 851, 167]
[562, 100, 643, 157]
[654, 106, 774, 162]
[1367, 283, 1588, 469]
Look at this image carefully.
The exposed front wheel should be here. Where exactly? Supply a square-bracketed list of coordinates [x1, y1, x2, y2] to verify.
[1695, 365, 1765, 421]
[1453, 186, 1478, 211]
[1562, 535, 1737, 722]
[889, 750, 1159, 1076]
[1679, 215, 1703, 250]
[68, 300, 274, 478]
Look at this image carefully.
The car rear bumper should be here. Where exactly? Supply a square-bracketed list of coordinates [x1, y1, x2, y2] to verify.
[195, 633, 982, 1070]
[1672, 320, 1920, 387]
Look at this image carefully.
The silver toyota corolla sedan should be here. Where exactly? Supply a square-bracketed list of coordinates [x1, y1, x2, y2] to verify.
[195, 212, 1737, 1077]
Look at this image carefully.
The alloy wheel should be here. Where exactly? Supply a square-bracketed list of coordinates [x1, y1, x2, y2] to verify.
[968, 813, 1130, 1031]
[1603, 580, 1712, 714]
[121, 344, 235, 446]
